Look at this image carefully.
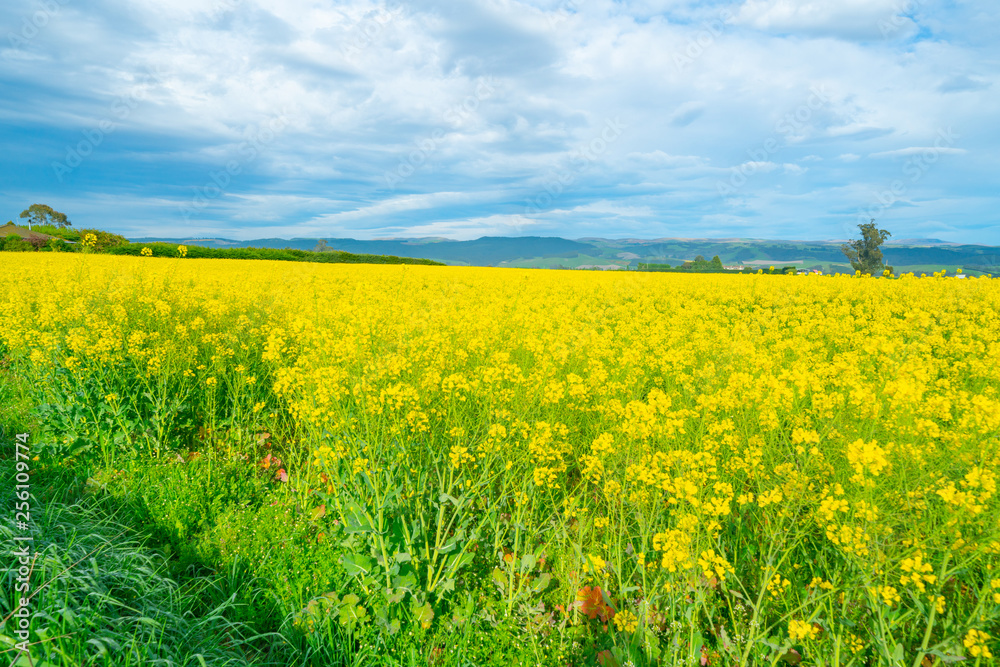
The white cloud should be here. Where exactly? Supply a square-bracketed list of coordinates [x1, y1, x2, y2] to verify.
[734, 0, 916, 39]
[869, 147, 967, 158]
[0, 0, 998, 243]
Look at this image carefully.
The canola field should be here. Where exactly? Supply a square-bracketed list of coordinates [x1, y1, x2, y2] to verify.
[1, 254, 999, 666]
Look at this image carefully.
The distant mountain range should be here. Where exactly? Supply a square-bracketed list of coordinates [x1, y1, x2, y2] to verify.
[132, 235, 1000, 274]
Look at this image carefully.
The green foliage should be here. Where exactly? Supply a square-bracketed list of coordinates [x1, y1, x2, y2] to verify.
[841, 220, 892, 275]
[19, 203, 71, 228]
[80, 228, 130, 252]
[636, 257, 733, 273]
[0, 233, 31, 252]
[108, 242, 444, 266]
[31, 224, 81, 242]
[46, 237, 69, 252]
[0, 470, 290, 665]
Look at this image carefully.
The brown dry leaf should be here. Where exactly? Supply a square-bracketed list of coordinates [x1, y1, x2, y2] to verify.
[576, 586, 614, 622]
[597, 650, 620, 667]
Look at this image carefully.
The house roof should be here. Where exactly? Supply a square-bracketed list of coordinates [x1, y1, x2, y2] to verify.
[0, 221, 54, 241]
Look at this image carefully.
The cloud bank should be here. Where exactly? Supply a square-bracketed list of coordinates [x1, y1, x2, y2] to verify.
[1, 0, 997, 242]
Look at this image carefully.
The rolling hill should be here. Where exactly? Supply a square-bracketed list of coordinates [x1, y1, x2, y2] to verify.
[131, 235, 1000, 274]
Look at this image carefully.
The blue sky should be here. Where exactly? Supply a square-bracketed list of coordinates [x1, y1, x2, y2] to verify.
[2, 0, 998, 243]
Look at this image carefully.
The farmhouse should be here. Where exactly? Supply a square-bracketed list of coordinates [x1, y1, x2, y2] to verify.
[0, 221, 55, 243]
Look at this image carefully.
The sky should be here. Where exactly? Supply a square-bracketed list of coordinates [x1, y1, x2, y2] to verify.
[1, 0, 998, 243]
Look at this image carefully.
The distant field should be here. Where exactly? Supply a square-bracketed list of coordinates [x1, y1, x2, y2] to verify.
[2, 255, 999, 666]
[135, 235, 1000, 275]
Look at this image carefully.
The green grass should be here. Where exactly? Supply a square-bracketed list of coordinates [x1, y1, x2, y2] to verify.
[0, 496, 285, 666]
[1, 361, 548, 666]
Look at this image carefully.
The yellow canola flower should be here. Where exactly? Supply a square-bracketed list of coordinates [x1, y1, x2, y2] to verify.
[873, 585, 901, 607]
[613, 609, 638, 633]
[2, 254, 1000, 656]
[964, 629, 993, 659]
[788, 619, 819, 642]
[900, 552, 937, 593]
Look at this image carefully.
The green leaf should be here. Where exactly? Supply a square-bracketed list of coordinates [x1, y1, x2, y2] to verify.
[644, 628, 662, 661]
[393, 572, 418, 592]
[532, 572, 552, 593]
[891, 644, 904, 662]
[519, 553, 536, 573]
[414, 602, 434, 628]
[926, 650, 965, 663]
[341, 553, 373, 577]
[338, 601, 368, 628]
[491, 567, 507, 592]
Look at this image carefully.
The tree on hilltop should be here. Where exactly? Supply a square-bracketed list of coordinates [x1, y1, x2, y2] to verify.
[842, 220, 891, 275]
[20, 204, 71, 230]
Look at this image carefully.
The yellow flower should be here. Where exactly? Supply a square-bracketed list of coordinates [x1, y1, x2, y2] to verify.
[873, 585, 901, 607]
[964, 629, 993, 659]
[808, 577, 834, 591]
[351, 458, 370, 476]
[613, 609, 638, 633]
[768, 573, 791, 599]
[899, 552, 936, 593]
[788, 619, 819, 642]
[697, 550, 734, 582]
[140, 247, 153, 257]
[448, 444, 474, 469]
[585, 554, 607, 574]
